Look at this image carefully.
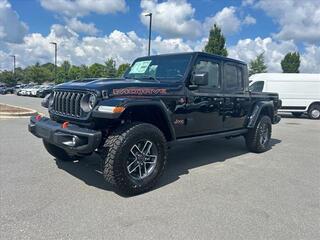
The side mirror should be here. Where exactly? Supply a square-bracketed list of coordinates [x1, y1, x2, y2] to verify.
[193, 72, 208, 86]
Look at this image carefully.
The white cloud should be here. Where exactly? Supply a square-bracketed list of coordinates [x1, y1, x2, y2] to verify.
[228, 37, 320, 73]
[0, 26, 195, 70]
[243, 15, 256, 25]
[204, 7, 256, 36]
[66, 18, 99, 36]
[242, 0, 256, 6]
[40, 0, 127, 17]
[204, 7, 241, 35]
[140, 0, 202, 39]
[255, 0, 320, 43]
[0, 0, 28, 43]
[300, 45, 320, 73]
[228, 37, 298, 72]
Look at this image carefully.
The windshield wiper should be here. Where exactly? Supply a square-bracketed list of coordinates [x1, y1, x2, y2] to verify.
[140, 76, 160, 82]
[125, 76, 160, 82]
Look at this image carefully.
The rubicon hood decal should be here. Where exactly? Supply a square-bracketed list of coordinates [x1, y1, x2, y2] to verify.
[112, 88, 167, 96]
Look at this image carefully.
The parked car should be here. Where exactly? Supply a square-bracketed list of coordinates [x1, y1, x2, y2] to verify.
[249, 73, 320, 119]
[29, 52, 281, 195]
[36, 85, 55, 98]
[17, 84, 35, 96]
[0, 85, 14, 94]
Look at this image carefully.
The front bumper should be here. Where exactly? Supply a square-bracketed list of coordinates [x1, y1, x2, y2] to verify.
[28, 116, 102, 154]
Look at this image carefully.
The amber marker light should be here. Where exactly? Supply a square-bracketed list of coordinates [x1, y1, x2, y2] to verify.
[98, 106, 125, 113]
[113, 106, 125, 113]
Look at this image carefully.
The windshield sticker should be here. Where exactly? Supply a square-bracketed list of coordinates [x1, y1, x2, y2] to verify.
[129, 60, 152, 74]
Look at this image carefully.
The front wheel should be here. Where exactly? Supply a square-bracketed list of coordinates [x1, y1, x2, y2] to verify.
[308, 104, 320, 120]
[99, 123, 167, 195]
[245, 115, 272, 153]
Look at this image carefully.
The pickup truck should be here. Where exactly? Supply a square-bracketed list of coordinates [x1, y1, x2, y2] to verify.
[29, 52, 281, 195]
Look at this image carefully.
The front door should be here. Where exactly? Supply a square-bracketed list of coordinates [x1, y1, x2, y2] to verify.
[185, 58, 224, 135]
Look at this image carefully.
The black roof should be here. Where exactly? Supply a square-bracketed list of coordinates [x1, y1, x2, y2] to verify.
[138, 51, 246, 65]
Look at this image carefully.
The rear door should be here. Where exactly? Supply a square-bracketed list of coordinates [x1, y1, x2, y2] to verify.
[222, 63, 251, 130]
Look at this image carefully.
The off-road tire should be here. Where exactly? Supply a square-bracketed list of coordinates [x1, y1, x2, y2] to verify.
[245, 115, 272, 153]
[100, 122, 167, 195]
[308, 104, 320, 120]
[43, 140, 77, 161]
[291, 112, 303, 117]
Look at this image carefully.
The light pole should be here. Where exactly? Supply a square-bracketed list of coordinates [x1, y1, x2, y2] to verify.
[10, 55, 16, 83]
[145, 13, 152, 56]
[50, 42, 57, 82]
[10, 55, 16, 74]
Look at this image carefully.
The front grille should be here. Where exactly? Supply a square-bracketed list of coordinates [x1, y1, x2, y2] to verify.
[51, 90, 88, 119]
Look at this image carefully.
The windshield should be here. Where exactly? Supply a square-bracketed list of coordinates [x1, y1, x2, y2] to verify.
[124, 54, 192, 81]
[249, 81, 264, 92]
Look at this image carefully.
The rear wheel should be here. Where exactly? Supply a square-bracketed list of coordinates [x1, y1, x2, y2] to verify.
[245, 115, 272, 153]
[291, 112, 303, 117]
[99, 122, 167, 195]
[308, 104, 320, 120]
[43, 140, 77, 161]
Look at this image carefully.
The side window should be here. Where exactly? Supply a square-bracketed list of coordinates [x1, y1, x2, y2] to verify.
[224, 64, 243, 90]
[249, 81, 264, 92]
[194, 60, 220, 89]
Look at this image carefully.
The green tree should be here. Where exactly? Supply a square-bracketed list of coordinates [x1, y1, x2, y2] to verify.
[79, 64, 90, 79]
[26, 63, 53, 84]
[0, 70, 14, 85]
[56, 61, 72, 83]
[117, 63, 130, 77]
[204, 24, 228, 56]
[249, 53, 268, 76]
[89, 63, 106, 78]
[68, 66, 82, 80]
[281, 52, 300, 73]
[105, 58, 117, 77]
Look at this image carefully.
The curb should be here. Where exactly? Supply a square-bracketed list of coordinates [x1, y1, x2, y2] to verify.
[0, 103, 40, 118]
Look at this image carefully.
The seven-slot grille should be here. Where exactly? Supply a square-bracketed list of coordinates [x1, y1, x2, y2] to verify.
[51, 90, 88, 118]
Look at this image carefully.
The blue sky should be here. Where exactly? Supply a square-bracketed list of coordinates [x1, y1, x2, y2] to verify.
[0, 0, 319, 72]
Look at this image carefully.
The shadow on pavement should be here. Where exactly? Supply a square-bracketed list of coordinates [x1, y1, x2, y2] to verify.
[55, 137, 281, 195]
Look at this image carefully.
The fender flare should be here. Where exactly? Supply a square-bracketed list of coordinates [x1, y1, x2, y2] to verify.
[122, 100, 176, 141]
[247, 101, 274, 128]
[93, 98, 176, 140]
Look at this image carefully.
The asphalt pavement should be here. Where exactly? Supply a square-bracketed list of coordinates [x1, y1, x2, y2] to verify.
[0, 95, 319, 240]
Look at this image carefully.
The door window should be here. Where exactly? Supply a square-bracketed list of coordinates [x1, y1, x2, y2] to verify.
[194, 60, 220, 89]
[224, 64, 243, 90]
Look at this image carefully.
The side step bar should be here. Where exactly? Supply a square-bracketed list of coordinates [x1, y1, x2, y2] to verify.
[168, 129, 248, 147]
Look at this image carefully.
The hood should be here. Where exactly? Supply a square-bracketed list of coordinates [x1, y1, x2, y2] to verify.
[54, 78, 183, 97]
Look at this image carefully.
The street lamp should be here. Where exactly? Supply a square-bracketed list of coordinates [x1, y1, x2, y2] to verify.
[50, 42, 57, 82]
[145, 13, 152, 56]
[10, 55, 16, 83]
[10, 55, 16, 74]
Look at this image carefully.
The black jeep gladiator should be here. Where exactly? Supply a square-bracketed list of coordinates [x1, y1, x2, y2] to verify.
[29, 52, 281, 195]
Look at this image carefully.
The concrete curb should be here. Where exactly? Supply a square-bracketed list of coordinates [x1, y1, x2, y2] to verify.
[0, 103, 38, 118]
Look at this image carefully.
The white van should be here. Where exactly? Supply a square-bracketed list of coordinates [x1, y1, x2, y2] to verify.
[249, 73, 320, 119]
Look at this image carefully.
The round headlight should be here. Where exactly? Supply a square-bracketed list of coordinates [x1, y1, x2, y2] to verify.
[41, 93, 54, 108]
[88, 94, 97, 110]
[80, 93, 97, 112]
[48, 93, 54, 107]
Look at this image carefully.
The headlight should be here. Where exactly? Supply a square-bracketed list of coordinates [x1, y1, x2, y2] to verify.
[80, 93, 97, 112]
[41, 93, 54, 108]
